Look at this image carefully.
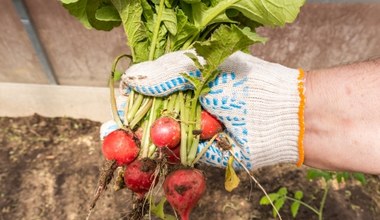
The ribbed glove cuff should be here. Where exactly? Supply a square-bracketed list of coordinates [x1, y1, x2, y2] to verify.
[245, 67, 305, 168]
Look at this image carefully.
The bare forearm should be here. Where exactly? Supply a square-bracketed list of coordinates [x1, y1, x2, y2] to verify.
[304, 59, 380, 174]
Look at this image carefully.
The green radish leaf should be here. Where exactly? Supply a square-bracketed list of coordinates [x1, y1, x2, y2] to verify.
[206, 69, 222, 85]
[190, 2, 208, 27]
[290, 200, 301, 218]
[61, 0, 120, 30]
[352, 173, 367, 185]
[111, 0, 150, 62]
[171, 9, 198, 50]
[200, 87, 211, 96]
[193, 24, 265, 74]
[224, 156, 240, 192]
[151, 197, 177, 220]
[342, 172, 350, 181]
[141, 0, 154, 21]
[259, 193, 280, 205]
[180, 73, 202, 88]
[277, 187, 288, 196]
[307, 169, 333, 181]
[165, 0, 176, 8]
[61, 0, 79, 3]
[273, 197, 285, 218]
[178, 1, 193, 22]
[154, 25, 169, 59]
[336, 172, 349, 183]
[229, 0, 305, 27]
[182, 0, 201, 4]
[184, 52, 203, 70]
[151, 197, 166, 219]
[227, 10, 262, 30]
[162, 8, 178, 35]
[196, 0, 305, 29]
[226, 8, 239, 17]
[113, 70, 123, 81]
[294, 190, 303, 200]
[291, 190, 303, 218]
[95, 5, 121, 21]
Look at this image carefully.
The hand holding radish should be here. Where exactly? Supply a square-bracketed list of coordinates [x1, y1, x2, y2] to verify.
[62, 0, 305, 217]
[102, 51, 306, 170]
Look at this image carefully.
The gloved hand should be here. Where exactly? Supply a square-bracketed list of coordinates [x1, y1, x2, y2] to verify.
[101, 50, 305, 170]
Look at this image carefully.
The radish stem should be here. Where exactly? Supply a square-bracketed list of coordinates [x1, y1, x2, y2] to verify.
[186, 91, 195, 154]
[162, 96, 169, 112]
[148, 0, 165, 60]
[129, 97, 153, 129]
[123, 96, 130, 126]
[188, 103, 201, 164]
[109, 54, 133, 130]
[179, 92, 188, 165]
[166, 92, 178, 115]
[127, 94, 144, 123]
[141, 98, 162, 158]
[174, 93, 181, 118]
[148, 144, 157, 158]
[191, 133, 218, 165]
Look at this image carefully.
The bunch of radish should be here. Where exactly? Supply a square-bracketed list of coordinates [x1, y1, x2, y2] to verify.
[99, 78, 224, 219]
[61, 1, 305, 219]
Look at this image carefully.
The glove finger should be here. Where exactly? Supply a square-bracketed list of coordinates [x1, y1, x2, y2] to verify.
[122, 50, 204, 96]
[200, 81, 249, 150]
[100, 94, 128, 140]
[115, 95, 128, 122]
[100, 120, 118, 140]
[119, 81, 132, 96]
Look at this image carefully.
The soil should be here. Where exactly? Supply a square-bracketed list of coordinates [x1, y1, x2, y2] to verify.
[0, 114, 379, 220]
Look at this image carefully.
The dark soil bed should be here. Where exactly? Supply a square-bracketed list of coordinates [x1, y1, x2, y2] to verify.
[0, 114, 379, 220]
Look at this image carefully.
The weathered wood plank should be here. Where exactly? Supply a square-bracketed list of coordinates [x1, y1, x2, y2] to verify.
[0, 82, 113, 122]
[0, 0, 46, 84]
[23, 0, 130, 87]
[251, 4, 380, 69]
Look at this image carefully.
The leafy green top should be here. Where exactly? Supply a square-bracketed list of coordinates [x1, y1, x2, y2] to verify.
[61, 0, 305, 67]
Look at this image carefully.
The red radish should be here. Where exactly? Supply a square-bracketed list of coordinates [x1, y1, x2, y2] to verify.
[163, 145, 181, 164]
[200, 110, 223, 140]
[150, 117, 180, 149]
[102, 129, 139, 165]
[124, 158, 157, 199]
[163, 168, 206, 220]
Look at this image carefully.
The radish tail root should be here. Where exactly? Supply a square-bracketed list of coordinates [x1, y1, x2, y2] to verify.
[229, 150, 282, 220]
[87, 159, 118, 220]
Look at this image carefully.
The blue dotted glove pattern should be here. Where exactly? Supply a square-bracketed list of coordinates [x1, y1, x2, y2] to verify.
[197, 71, 252, 170]
[128, 70, 201, 97]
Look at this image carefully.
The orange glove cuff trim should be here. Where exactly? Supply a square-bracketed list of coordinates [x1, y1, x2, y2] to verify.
[296, 68, 306, 167]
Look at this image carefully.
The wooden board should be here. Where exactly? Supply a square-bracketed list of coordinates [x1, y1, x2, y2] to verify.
[251, 4, 380, 70]
[0, 0, 46, 84]
[0, 83, 112, 122]
[23, 0, 130, 87]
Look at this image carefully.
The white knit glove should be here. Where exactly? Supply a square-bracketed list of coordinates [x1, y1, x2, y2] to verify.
[101, 50, 305, 170]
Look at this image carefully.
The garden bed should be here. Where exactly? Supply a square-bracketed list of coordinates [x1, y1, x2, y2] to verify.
[0, 114, 379, 220]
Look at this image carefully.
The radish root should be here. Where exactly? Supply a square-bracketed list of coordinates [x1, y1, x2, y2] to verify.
[228, 150, 282, 220]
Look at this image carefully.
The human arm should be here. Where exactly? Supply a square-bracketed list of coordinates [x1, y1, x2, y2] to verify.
[304, 59, 380, 174]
